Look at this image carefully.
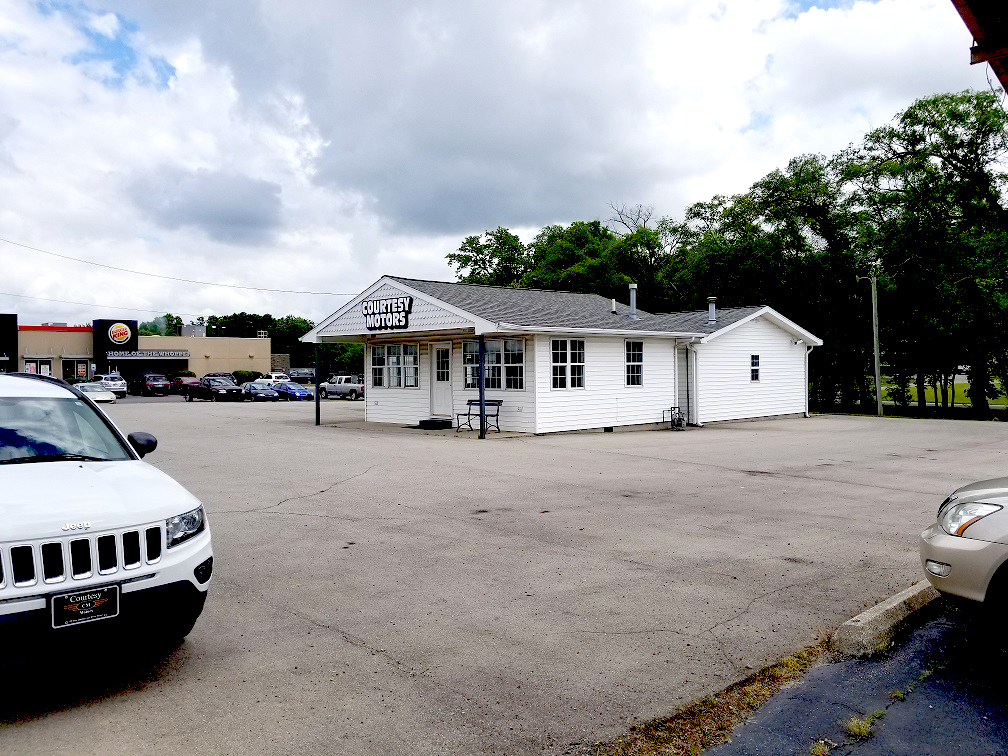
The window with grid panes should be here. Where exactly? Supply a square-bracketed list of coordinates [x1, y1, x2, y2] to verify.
[625, 341, 643, 386]
[463, 341, 479, 389]
[750, 354, 759, 382]
[503, 339, 524, 389]
[387, 344, 402, 387]
[403, 344, 419, 387]
[371, 345, 385, 387]
[551, 339, 585, 389]
[436, 347, 450, 382]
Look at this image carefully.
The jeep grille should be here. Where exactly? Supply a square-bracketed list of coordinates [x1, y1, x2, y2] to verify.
[0, 526, 163, 590]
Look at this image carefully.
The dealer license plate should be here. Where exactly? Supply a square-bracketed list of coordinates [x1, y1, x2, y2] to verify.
[51, 585, 119, 628]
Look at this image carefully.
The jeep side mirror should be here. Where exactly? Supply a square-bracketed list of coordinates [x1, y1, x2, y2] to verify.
[128, 432, 158, 458]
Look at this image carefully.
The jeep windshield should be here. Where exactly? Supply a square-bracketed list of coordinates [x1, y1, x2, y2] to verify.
[0, 397, 132, 463]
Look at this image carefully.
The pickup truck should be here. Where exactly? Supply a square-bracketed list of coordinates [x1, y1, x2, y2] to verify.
[318, 375, 365, 400]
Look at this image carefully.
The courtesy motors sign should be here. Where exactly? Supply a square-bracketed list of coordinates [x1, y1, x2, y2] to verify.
[108, 322, 132, 344]
[362, 296, 413, 330]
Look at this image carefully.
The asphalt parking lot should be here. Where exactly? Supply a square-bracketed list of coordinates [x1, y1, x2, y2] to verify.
[2, 401, 1005, 755]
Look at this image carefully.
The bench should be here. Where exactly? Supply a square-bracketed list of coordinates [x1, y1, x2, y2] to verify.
[457, 399, 503, 433]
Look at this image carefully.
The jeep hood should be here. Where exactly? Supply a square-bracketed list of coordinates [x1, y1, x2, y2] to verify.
[0, 461, 202, 542]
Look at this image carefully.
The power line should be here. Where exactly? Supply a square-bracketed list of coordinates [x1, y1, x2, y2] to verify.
[0, 289, 205, 318]
[0, 237, 356, 296]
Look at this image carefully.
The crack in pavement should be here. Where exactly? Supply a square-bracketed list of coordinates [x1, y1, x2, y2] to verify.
[214, 466, 376, 514]
[215, 575, 433, 681]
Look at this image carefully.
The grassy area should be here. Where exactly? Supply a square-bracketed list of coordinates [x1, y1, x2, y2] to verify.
[588, 638, 830, 756]
[892, 384, 1007, 408]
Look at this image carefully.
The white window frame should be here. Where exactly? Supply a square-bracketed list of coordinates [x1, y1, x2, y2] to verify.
[750, 354, 760, 382]
[625, 340, 643, 387]
[403, 343, 419, 388]
[371, 345, 385, 388]
[371, 343, 420, 388]
[551, 338, 585, 390]
[462, 339, 524, 391]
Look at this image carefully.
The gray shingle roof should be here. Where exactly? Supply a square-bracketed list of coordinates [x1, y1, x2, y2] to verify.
[388, 277, 763, 335]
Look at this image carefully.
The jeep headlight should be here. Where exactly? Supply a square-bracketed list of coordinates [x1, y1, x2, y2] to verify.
[167, 506, 206, 548]
[939, 502, 1002, 536]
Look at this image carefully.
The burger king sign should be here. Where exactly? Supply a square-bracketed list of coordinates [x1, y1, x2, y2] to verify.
[108, 322, 132, 345]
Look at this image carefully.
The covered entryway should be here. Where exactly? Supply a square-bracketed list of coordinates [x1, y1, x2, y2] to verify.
[430, 341, 453, 417]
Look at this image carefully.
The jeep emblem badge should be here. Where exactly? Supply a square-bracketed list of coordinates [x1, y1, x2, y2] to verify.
[62, 521, 92, 531]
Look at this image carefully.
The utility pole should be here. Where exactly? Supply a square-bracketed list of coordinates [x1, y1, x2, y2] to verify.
[857, 274, 883, 416]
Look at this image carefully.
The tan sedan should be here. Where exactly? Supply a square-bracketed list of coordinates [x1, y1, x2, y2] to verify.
[920, 477, 1008, 604]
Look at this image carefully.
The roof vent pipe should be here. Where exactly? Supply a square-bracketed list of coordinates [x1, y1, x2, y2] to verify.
[707, 296, 717, 324]
[611, 298, 617, 314]
[629, 283, 638, 320]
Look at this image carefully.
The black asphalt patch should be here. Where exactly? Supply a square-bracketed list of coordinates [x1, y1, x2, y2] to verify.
[709, 602, 1008, 755]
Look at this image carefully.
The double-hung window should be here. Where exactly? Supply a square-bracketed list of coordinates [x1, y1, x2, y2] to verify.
[403, 344, 419, 387]
[750, 354, 760, 382]
[625, 341, 643, 386]
[371, 345, 385, 387]
[503, 339, 524, 390]
[463, 342, 480, 389]
[461, 339, 522, 390]
[551, 339, 585, 389]
[371, 343, 418, 388]
[387, 344, 402, 387]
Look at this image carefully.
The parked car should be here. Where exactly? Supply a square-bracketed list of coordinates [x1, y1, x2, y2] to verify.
[288, 368, 315, 383]
[241, 382, 280, 402]
[93, 373, 128, 398]
[203, 372, 236, 382]
[921, 476, 1008, 611]
[185, 377, 243, 402]
[272, 381, 313, 401]
[318, 375, 365, 400]
[76, 382, 117, 403]
[266, 372, 290, 383]
[170, 376, 201, 395]
[0, 372, 213, 644]
[132, 372, 170, 396]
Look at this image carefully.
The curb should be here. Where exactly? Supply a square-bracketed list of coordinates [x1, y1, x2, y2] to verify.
[830, 581, 940, 657]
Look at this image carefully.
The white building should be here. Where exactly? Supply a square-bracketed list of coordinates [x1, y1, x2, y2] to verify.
[301, 276, 823, 434]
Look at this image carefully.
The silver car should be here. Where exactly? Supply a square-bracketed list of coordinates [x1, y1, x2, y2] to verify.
[920, 477, 1008, 606]
[76, 382, 117, 403]
[94, 373, 128, 398]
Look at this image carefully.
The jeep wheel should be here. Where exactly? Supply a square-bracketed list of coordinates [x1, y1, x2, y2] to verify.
[319, 387, 328, 399]
[348, 390, 358, 401]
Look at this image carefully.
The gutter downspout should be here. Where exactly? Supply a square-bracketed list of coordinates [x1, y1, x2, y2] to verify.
[805, 345, 814, 418]
[683, 337, 698, 426]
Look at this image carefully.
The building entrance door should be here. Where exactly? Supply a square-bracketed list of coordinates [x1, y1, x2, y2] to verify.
[430, 342, 453, 417]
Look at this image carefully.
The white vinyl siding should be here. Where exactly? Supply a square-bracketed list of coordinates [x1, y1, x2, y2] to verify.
[457, 337, 534, 433]
[694, 317, 807, 424]
[365, 342, 432, 424]
[367, 337, 536, 432]
[534, 335, 677, 433]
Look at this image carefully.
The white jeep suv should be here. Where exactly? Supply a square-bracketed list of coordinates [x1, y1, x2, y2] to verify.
[0, 373, 212, 643]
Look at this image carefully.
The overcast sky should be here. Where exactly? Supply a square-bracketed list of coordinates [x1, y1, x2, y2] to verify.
[0, 0, 992, 326]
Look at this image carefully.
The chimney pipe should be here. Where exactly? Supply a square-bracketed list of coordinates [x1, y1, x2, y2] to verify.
[707, 296, 717, 324]
[629, 284, 638, 320]
[611, 298, 617, 314]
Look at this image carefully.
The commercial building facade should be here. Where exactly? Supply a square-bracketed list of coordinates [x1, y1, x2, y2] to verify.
[0, 316, 272, 382]
[302, 277, 823, 433]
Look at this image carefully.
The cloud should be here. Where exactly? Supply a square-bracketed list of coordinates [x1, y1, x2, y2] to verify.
[0, 0, 994, 328]
[129, 168, 283, 245]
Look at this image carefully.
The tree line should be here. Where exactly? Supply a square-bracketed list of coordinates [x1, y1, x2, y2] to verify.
[447, 90, 1008, 417]
[140, 311, 364, 377]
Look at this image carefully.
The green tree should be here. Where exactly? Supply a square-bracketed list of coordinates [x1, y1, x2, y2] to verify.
[446, 227, 531, 286]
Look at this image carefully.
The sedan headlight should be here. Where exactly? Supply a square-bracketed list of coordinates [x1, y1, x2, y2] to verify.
[167, 505, 206, 548]
[939, 502, 1002, 536]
